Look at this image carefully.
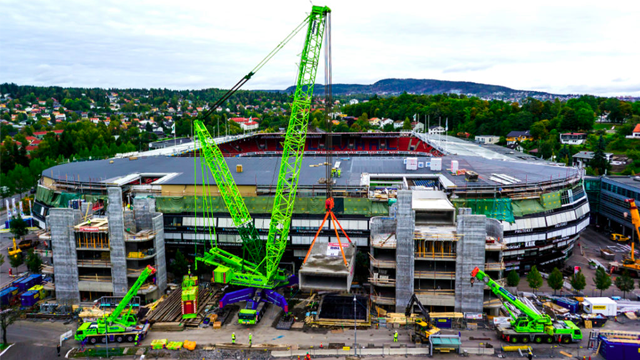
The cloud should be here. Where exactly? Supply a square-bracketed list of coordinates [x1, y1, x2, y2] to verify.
[1, 0, 639, 96]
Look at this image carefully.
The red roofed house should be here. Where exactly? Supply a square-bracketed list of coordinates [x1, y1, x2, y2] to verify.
[629, 124, 640, 139]
[33, 129, 64, 140]
[231, 117, 259, 131]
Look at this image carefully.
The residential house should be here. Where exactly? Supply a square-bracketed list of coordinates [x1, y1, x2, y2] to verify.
[572, 151, 613, 169]
[368, 117, 381, 126]
[33, 130, 64, 139]
[559, 133, 587, 145]
[475, 135, 500, 144]
[506, 130, 532, 144]
[393, 120, 404, 129]
[428, 125, 446, 135]
[380, 118, 394, 128]
[412, 122, 424, 132]
[349, 99, 359, 105]
[626, 124, 640, 139]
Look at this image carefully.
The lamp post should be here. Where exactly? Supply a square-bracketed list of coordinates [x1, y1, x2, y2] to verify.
[353, 295, 357, 357]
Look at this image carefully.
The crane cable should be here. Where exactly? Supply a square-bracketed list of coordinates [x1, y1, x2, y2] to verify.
[198, 15, 312, 122]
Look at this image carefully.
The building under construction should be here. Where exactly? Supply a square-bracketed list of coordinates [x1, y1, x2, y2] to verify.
[32, 132, 589, 312]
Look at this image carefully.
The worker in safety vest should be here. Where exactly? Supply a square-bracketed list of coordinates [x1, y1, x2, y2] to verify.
[337, 169, 341, 178]
[249, 333, 252, 346]
[134, 333, 139, 346]
[232, 333, 236, 344]
[394, 330, 398, 342]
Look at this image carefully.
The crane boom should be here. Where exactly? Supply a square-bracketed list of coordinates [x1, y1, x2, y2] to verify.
[108, 265, 156, 324]
[265, 5, 331, 283]
[471, 267, 545, 323]
[193, 120, 265, 268]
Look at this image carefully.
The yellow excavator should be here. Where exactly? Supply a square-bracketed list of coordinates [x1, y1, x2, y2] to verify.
[8, 238, 22, 257]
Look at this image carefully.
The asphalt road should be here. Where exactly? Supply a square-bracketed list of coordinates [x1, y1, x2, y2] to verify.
[1, 320, 75, 360]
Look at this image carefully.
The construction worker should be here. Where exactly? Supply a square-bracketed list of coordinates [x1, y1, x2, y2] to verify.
[134, 333, 139, 346]
[249, 333, 252, 346]
[394, 330, 398, 342]
[57, 344, 61, 357]
[305, 352, 311, 360]
[337, 169, 341, 178]
[232, 332, 236, 344]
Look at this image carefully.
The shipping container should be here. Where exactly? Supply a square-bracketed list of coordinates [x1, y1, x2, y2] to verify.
[20, 290, 40, 307]
[599, 334, 640, 360]
[0, 287, 19, 306]
[433, 317, 452, 328]
[583, 297, 617, 316]
[29, 285, 46, 299]
[556, 298, 579, 313]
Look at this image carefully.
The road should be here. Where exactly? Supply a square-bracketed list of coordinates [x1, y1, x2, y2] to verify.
[1, 320, 75, 360]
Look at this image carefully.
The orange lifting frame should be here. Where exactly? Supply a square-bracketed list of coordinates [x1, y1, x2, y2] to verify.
[303, 198, 352, 267]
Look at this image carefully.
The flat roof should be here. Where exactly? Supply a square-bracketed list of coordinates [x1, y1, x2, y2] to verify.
[42, 153, 581, 189]
[602, 176, 640, 189]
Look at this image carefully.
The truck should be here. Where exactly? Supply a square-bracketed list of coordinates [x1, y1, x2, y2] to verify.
[74, 265, 156, 344]
[405, 293, 440, 343]
[583, 297, 617, 316]
[471, 267, 582, 344]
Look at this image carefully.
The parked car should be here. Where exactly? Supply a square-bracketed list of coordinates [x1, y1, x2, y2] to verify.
[609, 233, 629, 242]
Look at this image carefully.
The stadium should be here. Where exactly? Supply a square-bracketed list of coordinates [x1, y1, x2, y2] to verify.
[33, 131, 589, 313]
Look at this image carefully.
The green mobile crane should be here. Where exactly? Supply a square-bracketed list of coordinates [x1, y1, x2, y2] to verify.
[75, 265, 156, 344]
[195, 5, 331, 324]
[471, 267, 582, 344]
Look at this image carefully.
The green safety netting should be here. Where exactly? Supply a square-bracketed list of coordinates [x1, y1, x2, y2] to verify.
[49, 192, 83, 208]
[451, 198, 515, 223]
[511, 199, 545, 217]
[157, 196, 388, 216]
[541, 190, 562, 210]
[35, 186, 55, 206]
[83, 194, 109, 204]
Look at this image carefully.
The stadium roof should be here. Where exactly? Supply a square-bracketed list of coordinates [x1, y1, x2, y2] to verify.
[43, 154, 579, 189]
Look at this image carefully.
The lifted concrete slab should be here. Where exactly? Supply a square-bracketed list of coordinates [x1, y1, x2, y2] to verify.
[299, 242, 356, 291]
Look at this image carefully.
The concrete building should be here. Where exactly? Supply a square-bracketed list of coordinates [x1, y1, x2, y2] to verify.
[42, 188, 167, 304]
[428, 126, 446, 135]
[33, 132, 588, 310]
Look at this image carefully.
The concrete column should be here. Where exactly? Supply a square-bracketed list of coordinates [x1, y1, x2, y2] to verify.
[152, 213, 167, 295]
[108, 187, 128, 296]
[49, 208, 80, 305]
[455, 209, 486, 313]
[395, 190, 415, 312]
[133, 197, 154, 231]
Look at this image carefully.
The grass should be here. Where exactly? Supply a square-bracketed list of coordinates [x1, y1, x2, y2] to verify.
[0, 343, 12, 351]
[594, 122, 617, 131]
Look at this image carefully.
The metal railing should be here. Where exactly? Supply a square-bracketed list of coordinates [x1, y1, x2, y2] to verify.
[77, 259, 112, 267]
[370, 295, 395, 305]
[369, 254, 396, 269]
[484, 262, 506, 271]
[413, 271, 456, 279]
[415, 289, 455, 296]
[78, 275, 112, 282]
[368, 277, 396, 286]
[415, 252, 456, 260]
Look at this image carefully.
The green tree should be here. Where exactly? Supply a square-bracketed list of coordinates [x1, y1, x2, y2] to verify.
[26, 249, 43, 274]
[9, 253, 23, 274]
[506, 270, 520, 287]
[171, 249, 189, 280]
[0, 309, 20, 346]
[614, 271, 635, 299]
[570, 271, 586, 293]
[589, 135, 611, 175]
[9, 215, 29, 239]
[547, 267, 564, 295]
[526, 266, 543, 293]
[594, 267, 612, 296]
[402, 117, 411, 131]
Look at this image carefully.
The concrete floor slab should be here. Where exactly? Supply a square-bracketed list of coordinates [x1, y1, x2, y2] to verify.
[299, 242, 356, 291]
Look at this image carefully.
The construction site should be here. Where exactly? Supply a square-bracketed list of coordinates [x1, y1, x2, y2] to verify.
[8, 4, 640, 360]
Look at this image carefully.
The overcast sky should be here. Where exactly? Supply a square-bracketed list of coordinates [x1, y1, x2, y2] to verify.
[1, 0, 639, 96]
